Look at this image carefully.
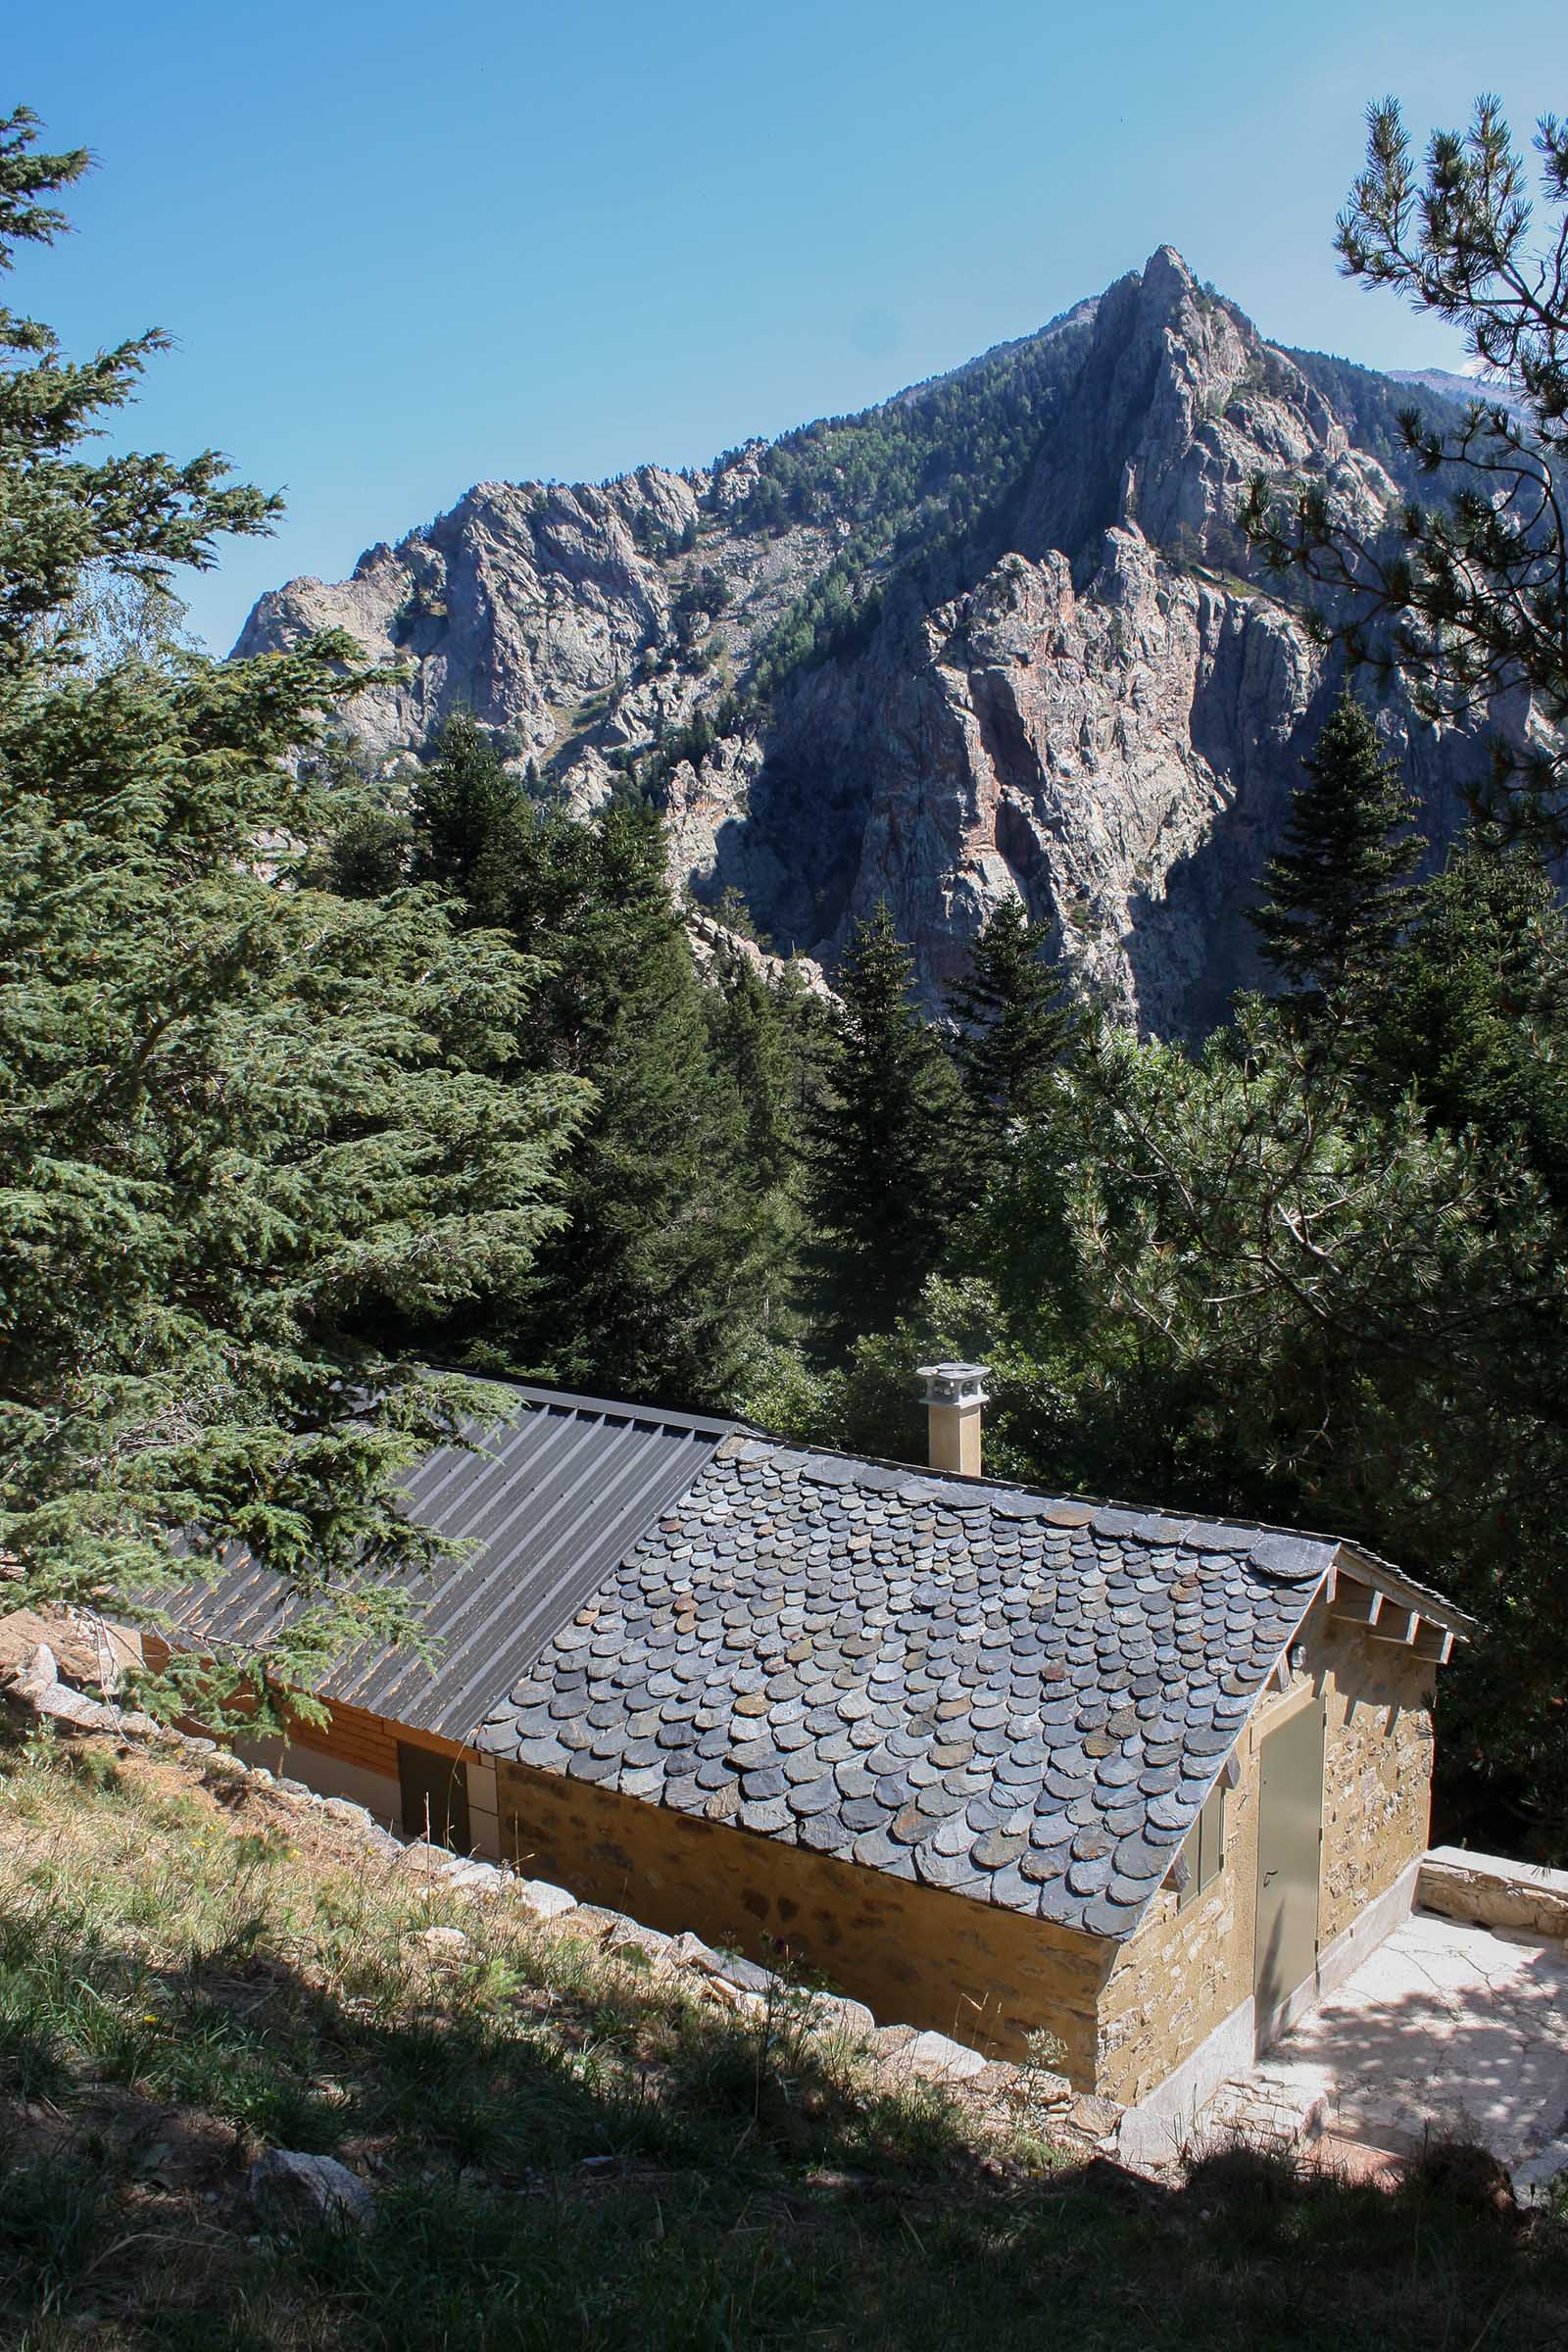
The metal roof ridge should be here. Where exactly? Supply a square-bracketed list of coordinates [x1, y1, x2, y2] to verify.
[415, 1422, 726, 1734]
[418, 1362, 757, 1444]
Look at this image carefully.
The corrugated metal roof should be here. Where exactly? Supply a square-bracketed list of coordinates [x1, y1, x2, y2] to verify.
[167, 1381, 734, 1743]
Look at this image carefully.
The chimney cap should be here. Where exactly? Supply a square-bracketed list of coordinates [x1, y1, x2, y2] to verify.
[917, 1360, 990, 1408]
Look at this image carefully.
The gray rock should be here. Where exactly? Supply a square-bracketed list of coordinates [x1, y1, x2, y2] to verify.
[445, 1859, 505, 1893]
[666, 1929, 720, 1971]
[703, 1950, 780, 1999]
[804, 1989, 877, 2042]
[249, 2149, 375, 2231]
[233, 245, 1495, 1040]
[17, 1642, 60, 1690]
[320, 1796, 374, 1828]
[408, 1925, 469, 1956]
[897, 2030, 990, 2082]
[604, 1918, 673, 1966]
[516, 1877, 578, 1920]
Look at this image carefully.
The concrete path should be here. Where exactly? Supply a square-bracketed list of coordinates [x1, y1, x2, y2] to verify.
[1210, 1909, 1568, 2192]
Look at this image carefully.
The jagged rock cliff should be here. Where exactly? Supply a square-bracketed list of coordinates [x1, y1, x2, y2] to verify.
[237, 246, 1487, 1033]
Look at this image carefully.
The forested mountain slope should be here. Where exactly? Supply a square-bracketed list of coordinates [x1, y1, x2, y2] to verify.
[237, 247, 1489, 1032]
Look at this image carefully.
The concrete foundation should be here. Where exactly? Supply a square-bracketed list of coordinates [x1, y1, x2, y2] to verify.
[236, 1735, 400, 1830]
[1118, 1996, 1256, 2167]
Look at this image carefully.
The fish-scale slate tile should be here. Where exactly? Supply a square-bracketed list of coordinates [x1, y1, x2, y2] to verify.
[478, 1436, 1340, 1940]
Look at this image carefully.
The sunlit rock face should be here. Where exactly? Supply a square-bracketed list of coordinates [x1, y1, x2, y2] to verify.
[237, 247, 1489, 1034]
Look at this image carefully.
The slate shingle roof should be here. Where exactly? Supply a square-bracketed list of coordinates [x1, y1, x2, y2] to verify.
[477, 1430, 1341, 1940]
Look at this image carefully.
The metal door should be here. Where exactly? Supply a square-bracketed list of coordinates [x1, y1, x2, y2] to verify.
[397, 1740, 470, 1851]
[1253, 1701, 1323, 2045]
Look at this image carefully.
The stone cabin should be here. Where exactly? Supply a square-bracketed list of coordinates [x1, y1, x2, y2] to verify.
[167, 1369, 1470, 2140]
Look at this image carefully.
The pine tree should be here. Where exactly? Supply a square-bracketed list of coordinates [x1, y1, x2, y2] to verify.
[799, 906, 963, 1358]
[1240, 96, 1568, 830]
[705, 947, 830, 1342]
[709, 954, 792, 1195]
[0, 110, 588, 1704]
[410, 712, 522, 927]
[949, 899, 1077, 1124]
[1374, 829, 1568, 1197]
[424, 792, 770, 1407]
[314, 739, 411, 901]
[1251, 691, 1425, 1003]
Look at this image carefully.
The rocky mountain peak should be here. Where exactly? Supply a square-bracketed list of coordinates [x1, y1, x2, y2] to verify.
[235, 257, 1482, 1034]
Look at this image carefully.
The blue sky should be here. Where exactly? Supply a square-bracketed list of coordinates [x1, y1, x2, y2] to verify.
[12, 1, 1565, 651]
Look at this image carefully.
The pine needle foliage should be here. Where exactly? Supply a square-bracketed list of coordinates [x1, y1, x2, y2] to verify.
[949, 900, 1078, 1126]
[1250, 690, 1424, 1004]
[410, 712, 522, 927]
[507, 797, 767, 1406]
[386, 723, 778, 1408]
[1240, 96, 1568, 833]
[799, 906, 963, 1359]
[0, 111, 589, 1707]
[1373, 827, 1568, 1193]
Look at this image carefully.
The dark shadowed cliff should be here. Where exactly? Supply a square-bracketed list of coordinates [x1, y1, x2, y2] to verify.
[237, 247, 1494, 1032]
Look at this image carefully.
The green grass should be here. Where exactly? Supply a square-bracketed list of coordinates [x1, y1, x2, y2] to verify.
[2, 1714, 1565, 2350]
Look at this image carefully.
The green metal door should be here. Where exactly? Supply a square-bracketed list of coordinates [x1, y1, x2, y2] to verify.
[1253, 1700, 1323, 2044]
[397, 1740, 470, 1851]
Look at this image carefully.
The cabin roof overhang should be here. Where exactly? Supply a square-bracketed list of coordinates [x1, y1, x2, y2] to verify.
[1319, 1543, 1475, 1666]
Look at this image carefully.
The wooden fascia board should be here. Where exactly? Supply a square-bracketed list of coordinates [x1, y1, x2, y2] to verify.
[1329, 1543, 1474, 1641]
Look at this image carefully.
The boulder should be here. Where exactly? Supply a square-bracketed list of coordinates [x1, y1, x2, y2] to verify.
[604, 1918, 673, 1967]
[898, 2030, 990, 2082]
[249, 2149, 375, 2232]
[516, 1877, 578, 1920]
[802, 1989, 877, 2043]
[408, 1925, 469, 1958]
[444, 1858, 505, 1893]
[319, 1796, 374, 1828]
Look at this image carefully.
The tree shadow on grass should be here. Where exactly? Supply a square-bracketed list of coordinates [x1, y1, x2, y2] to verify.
[3, 1903, 1568, 2352]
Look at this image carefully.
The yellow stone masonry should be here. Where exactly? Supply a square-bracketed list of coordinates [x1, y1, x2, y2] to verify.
[1096, 1595, 1435, 2103]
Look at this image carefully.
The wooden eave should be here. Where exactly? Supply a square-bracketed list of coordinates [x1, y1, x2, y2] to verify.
[1322, 1542, 1475, 1666]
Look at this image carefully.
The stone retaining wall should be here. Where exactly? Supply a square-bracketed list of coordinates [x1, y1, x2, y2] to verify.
[1418, 1847, 1568, 1940]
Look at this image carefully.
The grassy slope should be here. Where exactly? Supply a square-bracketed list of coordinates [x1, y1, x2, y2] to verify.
[2, 1714, 1565, 2352]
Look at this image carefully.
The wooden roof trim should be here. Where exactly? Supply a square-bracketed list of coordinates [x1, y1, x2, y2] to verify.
[1326, 1542, 1474, 1649]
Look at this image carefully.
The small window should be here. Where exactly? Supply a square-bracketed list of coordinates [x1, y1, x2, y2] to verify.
[1178, 1785, 1226, 1908]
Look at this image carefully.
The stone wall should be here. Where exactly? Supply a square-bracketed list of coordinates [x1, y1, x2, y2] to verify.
[1314, 1600, 1435, 1947]
[494, 1755, 1108, 2081]
[1419, 1847, 1568, 1940]
[1095, 1596, 1435, 2107]
[1097, 1702, 1265, 2107]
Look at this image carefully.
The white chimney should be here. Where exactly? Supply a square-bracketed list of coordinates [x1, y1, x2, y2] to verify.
[917, 1361, 990, 1478]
